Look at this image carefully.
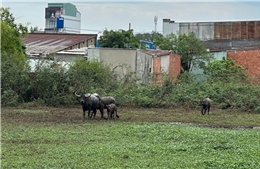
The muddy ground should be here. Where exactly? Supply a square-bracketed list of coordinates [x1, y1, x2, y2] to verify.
[1, 106, 260, 129]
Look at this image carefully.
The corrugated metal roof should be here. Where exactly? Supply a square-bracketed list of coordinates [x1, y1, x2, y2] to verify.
[22, 33, 97, 56]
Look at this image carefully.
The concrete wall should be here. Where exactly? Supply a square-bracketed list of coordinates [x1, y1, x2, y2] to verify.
[136, 50, 153, 83]
[163, 19, 179, 36]
[227, 49, 260, 84]
[179, 22, 214, 41]
[88, 48, 137, 80]
[87, 48, 100, 61]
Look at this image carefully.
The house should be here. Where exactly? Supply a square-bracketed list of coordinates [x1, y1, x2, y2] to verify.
[22, 33, 97, 71]
[22, 33, 97, 59]
[87, 48, 180, 84]
[163, 19, 260, 83]
[136, 50, 181, 84]
[45, 3, 81, 33]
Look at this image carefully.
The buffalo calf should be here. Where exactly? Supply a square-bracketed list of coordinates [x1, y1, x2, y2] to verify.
[106, 103, 119, 119]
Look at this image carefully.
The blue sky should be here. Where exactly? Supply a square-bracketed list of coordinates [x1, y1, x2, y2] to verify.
[2, 1, 260, 34]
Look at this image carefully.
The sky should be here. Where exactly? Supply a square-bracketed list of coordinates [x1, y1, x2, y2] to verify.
[2, 1, 260, 34]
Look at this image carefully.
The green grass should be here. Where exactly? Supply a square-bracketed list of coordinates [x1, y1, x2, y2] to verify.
[1, 107, 260, 169]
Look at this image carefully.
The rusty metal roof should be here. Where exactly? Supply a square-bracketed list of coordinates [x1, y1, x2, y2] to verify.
[22, 33, 97, 56]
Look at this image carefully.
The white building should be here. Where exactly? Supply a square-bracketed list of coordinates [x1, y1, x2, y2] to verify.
[44, 3, 81, 33]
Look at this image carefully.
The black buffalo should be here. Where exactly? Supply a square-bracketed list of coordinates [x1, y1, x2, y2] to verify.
[74, 92, 104, 120]
[199, 98, 211, 115]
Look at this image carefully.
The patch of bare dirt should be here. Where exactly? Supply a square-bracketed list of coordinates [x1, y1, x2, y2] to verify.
[1, 106, 260, 130]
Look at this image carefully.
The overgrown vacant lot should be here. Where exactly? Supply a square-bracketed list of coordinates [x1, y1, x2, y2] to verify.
[1, 106, 260, 168]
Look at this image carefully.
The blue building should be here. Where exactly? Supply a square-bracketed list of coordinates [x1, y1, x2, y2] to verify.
[140, 40, 155, 49]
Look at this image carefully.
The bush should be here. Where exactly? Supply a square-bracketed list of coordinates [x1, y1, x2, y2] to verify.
[1, 89, 19, 106]
[68, 58, 115, 94]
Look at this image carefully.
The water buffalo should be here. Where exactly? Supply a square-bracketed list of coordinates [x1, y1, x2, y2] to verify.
[92, 93, 116, 118]
[74, 92, 104, 120]
[106, 103, 119, 119]
[199, 98, 211, 115]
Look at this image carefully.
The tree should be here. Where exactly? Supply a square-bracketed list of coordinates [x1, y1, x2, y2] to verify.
[1, 7, 28, 62]
[135, 31, 163, 42]
[98, 29, 140, 49]
[1, 7, 29, 105]
[154, 32, 213, 72]
[203, 57, 250, 83]
[30, 26, 40, 33]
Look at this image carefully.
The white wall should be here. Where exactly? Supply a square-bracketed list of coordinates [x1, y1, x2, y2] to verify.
[160, 55, 169, 73]
[61, 12, 81, 33]
[163, 21, 179, 36]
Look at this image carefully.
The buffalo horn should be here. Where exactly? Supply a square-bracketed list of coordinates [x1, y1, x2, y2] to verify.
[74, 91, 81, 97]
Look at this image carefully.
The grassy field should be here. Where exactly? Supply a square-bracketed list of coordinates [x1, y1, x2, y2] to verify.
[1, 106, 260, 168]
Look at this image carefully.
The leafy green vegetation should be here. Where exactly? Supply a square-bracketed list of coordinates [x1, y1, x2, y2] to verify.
[2, 107, 260, 169]
[98, 29, 140, 48]
[204, 57, 250, 84]
[135, 31, 163, 43]
[154, 32, 214, 72]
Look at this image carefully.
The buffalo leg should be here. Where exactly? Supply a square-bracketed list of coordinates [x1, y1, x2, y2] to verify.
[87, 109, 92, 119]
[92, 110, 97, 119]
[90, 109, 97, 119]
[201, 108, 205, 115]
[106, 109, 110, 119]
[83, 110, 86, 120]
[112, 111, 114, 119]
[116, 110, 119, 118]
[100, 109, 104, 119]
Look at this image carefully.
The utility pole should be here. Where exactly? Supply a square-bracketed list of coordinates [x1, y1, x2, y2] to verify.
[154, 16, 158, 33]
